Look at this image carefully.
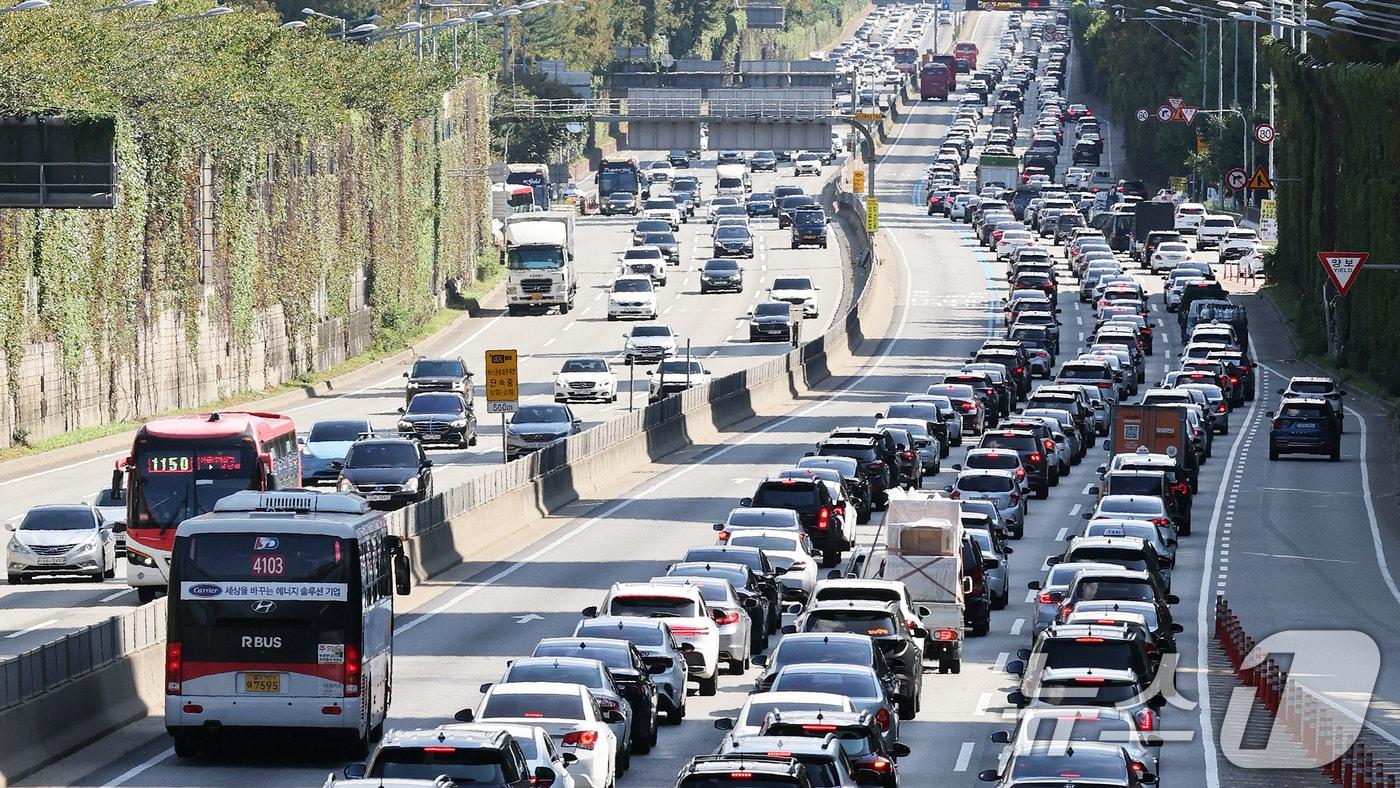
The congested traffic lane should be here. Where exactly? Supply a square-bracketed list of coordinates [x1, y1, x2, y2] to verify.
[15, 10, 979, 788]
[0, 158, 850, 656]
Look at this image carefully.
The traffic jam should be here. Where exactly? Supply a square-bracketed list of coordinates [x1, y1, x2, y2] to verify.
[3, 5, 1352, 788]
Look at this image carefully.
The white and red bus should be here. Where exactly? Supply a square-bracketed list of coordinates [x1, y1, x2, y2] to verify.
[164, 490, 406, 758]
[119, 411, 301, 602]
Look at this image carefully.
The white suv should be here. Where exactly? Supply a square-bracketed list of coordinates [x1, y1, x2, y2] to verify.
[1195, 214, 1238, 250]
[582, 582, 722, 695]
[642, 197, 682, 230]
[606, 274, 657, 320]
[1174, 202, 1207, 234]
[1219, 227, 1261, 261]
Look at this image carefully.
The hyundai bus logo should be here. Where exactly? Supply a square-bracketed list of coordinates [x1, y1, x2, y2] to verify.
[254, 537, 279, 550]
[251, 601, 277, 614]
[188, 583, 222, 598]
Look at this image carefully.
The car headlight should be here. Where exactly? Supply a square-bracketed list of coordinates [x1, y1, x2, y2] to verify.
[451, 419, 468, 428]
[337, 477, 355, 493]
[401, 477, 419, 493]
[8, 539, 31, 555]
[398, 420, 413, 430]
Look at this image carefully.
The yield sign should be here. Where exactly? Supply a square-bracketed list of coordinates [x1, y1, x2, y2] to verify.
[1318, 251, 1369, 297]
[1246, 165, 1274, 190]
[1167, 95, 1185, 110]
[1180, 106, 1199, 124]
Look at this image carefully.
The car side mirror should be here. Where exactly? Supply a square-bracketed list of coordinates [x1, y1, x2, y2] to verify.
[1081, 512, 1092, 520]
[989, 730, 1012, 744]
[112, 521, 127, 534]
[739, 497, 753, 507]
[780, 624, 797, 635]
[604, 709, 626, 724]
[560, 752, 579, 766]
[402, 372, 409, 378]
[453, 708, 475, 723]
[714, 718, 735, 731]
[533, 766, 558, 786]
[1096, 464, 1107, 475]
[1172, 622, 1185, 633]
[1005, 659, 1025, 675]
[1166, 594, 1181, 605]
[581, 606, 599, 618]
[1007, 690, 1028, 708]
[978, 769, 1001, 782]
[344, 763, 368, 779]
[396, 407, 405, 414]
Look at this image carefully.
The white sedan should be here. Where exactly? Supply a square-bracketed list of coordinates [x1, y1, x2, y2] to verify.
[605, 275, 658, 321]
[462, 682, 620, 788]
[647, 161, 674, 182]
[725, 528, 821, 597]
[716, 691, 854, 738]
[1149, 241, 1191, 274]
[769, 275, 820, 318]
[553, 356, 619, 404]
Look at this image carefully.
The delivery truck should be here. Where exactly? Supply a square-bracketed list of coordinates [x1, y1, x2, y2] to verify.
[503, 212, 577, 315]
[1106, 405, 1198, 492]
[878, 493, 966, 674]
[976, 154, 1021, 191]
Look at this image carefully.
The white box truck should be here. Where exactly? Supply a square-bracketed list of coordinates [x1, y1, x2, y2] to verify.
[715, 163, 750, 198]
[503, 212, 577, 315]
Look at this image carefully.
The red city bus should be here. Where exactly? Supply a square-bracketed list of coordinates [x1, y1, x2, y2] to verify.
[954, 41, 980, 71]
[928, 55, 958, 92]
[919, 63, 950, 101]
[119, 411, 301, 602]
[893, 46, 919, 74]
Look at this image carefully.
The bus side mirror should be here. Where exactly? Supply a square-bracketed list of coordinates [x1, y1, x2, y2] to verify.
[385, 535, 412, 596]
[110, 468, 124, 499]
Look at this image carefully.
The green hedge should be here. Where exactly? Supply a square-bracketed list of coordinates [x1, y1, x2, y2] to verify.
[1263, 43, 1400, 391]
[0, 0, 492, 410]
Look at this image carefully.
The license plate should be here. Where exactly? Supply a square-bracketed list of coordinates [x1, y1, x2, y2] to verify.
[366, 494, 391, 502]
[243, 673, 281, 693]
[531, 294, 543, 301]
[1295, 423, 1319, 431]
[37, 556, 63, 566]
[422, 433, 442, 441]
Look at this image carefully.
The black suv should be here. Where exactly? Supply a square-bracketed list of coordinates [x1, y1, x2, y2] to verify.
[761, 711, 910, 788]
[1093, 469, 1189, 535]
[403, 356, 472, 405]
[824, 427, 903, 485]
[336, 438, 433, 509]
[741, 478, 846, 565]
[812, 437, 894, 509]
[977, 429, 1051, 497]
[684, 545, 784, 634]
[783, 601, 924, 719]
[397, 391, 478, 448]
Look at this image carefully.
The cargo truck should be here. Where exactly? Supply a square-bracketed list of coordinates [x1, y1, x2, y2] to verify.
[877, 493, 966, 674]
[1130, 202, 1177, 262]
[503, 212, 577, 315]
[976, 154, 1021, 191]
[505, 162, 551, 209]
[1106, 405, 1199, 492]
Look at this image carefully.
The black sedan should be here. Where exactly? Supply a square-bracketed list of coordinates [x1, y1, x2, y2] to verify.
[397, 391, 477, 448]
[748, 302, 794, 342]
[336, 438, 434, 509]
[699, 258, 743, 293]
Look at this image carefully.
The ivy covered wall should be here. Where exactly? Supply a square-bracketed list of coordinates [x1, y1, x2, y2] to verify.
[0, 1, 493, 446]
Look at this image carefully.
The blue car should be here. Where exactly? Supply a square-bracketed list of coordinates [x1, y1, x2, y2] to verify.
[298, 418, 372, 485]
[1269, 397, 1341, 461]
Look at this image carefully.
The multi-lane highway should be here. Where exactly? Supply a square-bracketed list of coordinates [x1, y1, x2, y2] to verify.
[8, 5, 1398, 788]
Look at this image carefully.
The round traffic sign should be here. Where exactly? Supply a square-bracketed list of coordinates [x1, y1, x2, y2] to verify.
[1156, 105, 1174, 123]
[1254, 123, 1276, 145]
[1136, 107, 1150, 123]
[1226, 167, 1248, 190]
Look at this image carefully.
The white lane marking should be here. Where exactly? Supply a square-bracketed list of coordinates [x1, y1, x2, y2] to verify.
[101, 747, 176, 788]
[993, 651, 1008, 673]
[1010, 617, 1024, 636]
[1055, 526, 1067, 541]
[1080, 483, 1093, 495]
[1068, 503, 1081, 517]
[100, 589, 133, 603]
[1193, 368, 1263, 788]
[5, 618, 58, 639]
[953, 742, 975, 772]
[1237, 551, 1353, 564]
[542, 337, 557, 348]
[393, 203, 918, 639]
[1024, 588, 1038, 604]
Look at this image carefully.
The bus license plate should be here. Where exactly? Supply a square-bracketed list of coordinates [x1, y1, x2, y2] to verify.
[243, 673, 281, 693]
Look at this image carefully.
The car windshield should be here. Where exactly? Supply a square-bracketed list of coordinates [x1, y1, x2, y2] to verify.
[716, 226, 749, 239]
[804, 610, 897, 636]
[345, 443, 418, 468]
[481, 693, 585, 720]
[631, 326, 673, 338]
[608, 594, 698, 617]
[561, 359, 608, 374]
[370, 747, 511, 782]
[643, 233, 676, 244]
[658, 361, 703, 376]
[705, 260, 739, 273]
[752, 484, 819, 508]
[411, 360, 464, 378]
[727, 509, 798, 528]
[20, 508, 93, 531]
[407, 393, 464, 414]
[513, 406, 570, 424]
[774, 670, 880, 697]
[612, 278, 651, 293]
[728, 534, 799, 552]
[773, 278, 812, 290]
[794, 210, 826, 223]
[755, 303, 790, 318]
[957, 474, 1014, 493]
[1098, 499, 1163, 517]
[1075, 579, 1156, 602]
[506, 663, 603, 688]
[308, 421, 366, 442]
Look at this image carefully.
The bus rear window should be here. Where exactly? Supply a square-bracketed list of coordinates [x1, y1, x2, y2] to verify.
[180, 533, 349, 587]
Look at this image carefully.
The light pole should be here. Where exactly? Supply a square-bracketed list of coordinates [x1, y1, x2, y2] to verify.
[301, 6, 346, 36]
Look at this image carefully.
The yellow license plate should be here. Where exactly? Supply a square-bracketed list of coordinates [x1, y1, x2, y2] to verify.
[531, 294, 543, 301]
[243, 673, 281, 693]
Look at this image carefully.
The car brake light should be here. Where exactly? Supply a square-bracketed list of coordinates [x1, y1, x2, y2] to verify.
[871, 756, 893, 772]
[934, 628, 958, 641]
[803, 724, 838, 732]
[876, 707, 892, 732]
[1038, 592, 1056, 604]
[817, 506, 831, 530]
[899, 450, 916, 461]
[1075, 636, 1105, 643]
[1028, 453, 1042, 463]
[960, 401, 976, 411]
[344, 643, 361, 696]
[1043, 439, 1055, 451]
[424, 746, 457, 753]
[563, 730, 599, 749]
[1152, 517, 1171, 527]
[1014, 367, 1024, 374]
[730, 773, 754, 780]
[1074, 676, 1105, 684]
[713, 609, 741, 626]
[166, 642, 182, 694]
[1136, 708, 1156, 731]
[1097, 381, 1112, 388]
[1171, 483, 1190, 496]
[1230, 376, 1240, 383]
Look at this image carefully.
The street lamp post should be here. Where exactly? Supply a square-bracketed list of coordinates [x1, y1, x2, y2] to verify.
[301, 6, 346, 36]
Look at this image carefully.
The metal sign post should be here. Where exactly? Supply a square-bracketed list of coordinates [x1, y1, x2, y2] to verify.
[484, 349, 519, 463]
[628, 362, 635, 412]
